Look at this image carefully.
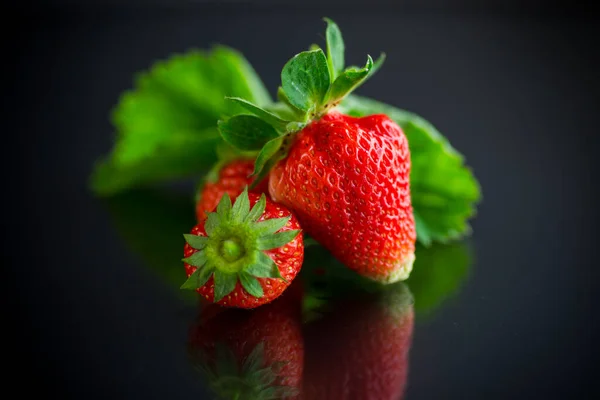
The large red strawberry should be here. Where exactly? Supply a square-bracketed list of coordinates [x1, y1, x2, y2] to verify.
[269, 111, 415, 283]
[216, 19, 416, 283]
[302, 280, 414, 400]
[181, 188, 304, 308]
[188, 283, 304, 399]
[196, 158, 269, 221]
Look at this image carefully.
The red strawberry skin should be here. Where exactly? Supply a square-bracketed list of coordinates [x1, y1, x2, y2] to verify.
[269, 111, 416, 283]
[196, 159, 269, 221]
[184, 193, 304, 308]
[302, 286, 414, 400]
[188, 286, 304, 397]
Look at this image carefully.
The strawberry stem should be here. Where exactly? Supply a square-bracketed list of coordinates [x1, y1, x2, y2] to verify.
[221, 239, 244, 262]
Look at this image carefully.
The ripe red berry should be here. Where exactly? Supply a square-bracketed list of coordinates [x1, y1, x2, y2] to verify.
[196, 159, 269, 221]
[182, 188, 304, 308]
[269, 111, 416, 283]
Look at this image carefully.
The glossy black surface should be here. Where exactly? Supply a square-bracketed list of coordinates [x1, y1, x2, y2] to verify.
[10, 5, 598, 399]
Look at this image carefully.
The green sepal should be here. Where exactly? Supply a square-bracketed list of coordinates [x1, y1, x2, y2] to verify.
[265, 100, 305, 122]
[216, 192, 233, 220]
[324, 52, 385, 106]
[204, 212, 220, 235]
[183, 234, 208, 250]
[218, 115, 279, 151]
[180, 264, 214, 289]
[245, 252, 286, 281]
[257, 230, 301, 250]
[325, 55, 373, 105]
[250, 136, 285, 187]
[276, 86, 305, 119]
[245, 194, 267, 223]
[226, 97, 292, 132]
[214, 270, 238, 302]
[370, 52, 386, 77]
[230, 186, 250, 223]
[254, 217, 291, 236]
[239, 272, 264, 298]
[182, 250, 208, 268]
[281, 49, 331, 112]
[324, 17, 345, 79]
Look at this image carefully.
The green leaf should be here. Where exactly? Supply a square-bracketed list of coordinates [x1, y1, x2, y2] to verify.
[245, 194, 267, 223]
[257, 230, 301, 250]
[218, 115, 279, 151]
[226, 97, 291, 132]
[324, 18, 345, 79]
[245, 252, 285, 281]
[239, 272, 264, 298]
[180, 264, 214, 290]
[326, 55, 373, 104]
[213, 270, 238, 302]
[281, 49, 331, 112]
[254, 217, 290, 236]
[406, 242, 472, 315]
[250, 136, 284, 186]
[339, 95, 481, 245]
[230, 187, 251, 223]
[183, 234, 208, 250]
[90, 46, 271, 196]
[90, 129, 220, 196]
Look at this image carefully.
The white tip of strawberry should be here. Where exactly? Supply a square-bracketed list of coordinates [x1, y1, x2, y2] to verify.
[378, 252, 415, 284]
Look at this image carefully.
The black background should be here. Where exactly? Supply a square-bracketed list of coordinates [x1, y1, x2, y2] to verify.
[6, 0, 599, 398]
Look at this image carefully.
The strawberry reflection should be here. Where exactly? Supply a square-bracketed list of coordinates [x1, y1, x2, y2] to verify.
[187, 281, 304, 399]
[300, 251, 414, 400]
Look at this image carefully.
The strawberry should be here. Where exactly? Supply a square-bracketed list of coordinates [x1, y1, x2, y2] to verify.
[181, 187, 304, 308]
[188, 284, 304, 399]
[215, 19, 416, 283]
[269, 111, 415, 283]
[302, 281, 414, 400]
[196, 158, 269, 221]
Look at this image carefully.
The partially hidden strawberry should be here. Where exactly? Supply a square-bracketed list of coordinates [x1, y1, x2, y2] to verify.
[196, 158, 269, 221]
[216, 19, 415, 283]
[188, 283, 304, 399]
[182, 187, 304, 308]
[302, 281, 414, 400]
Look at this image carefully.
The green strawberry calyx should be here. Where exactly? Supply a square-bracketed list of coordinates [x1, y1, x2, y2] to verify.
[216, 18, 385, 186]
[181, 187, 301, 301]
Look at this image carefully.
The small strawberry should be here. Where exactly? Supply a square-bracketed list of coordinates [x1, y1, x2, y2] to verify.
[188, 284, 304, 399]
[215, 19, 415, 283]
[303, 281, 414, 400]
[181, 187, 304, 308]
[196, 158, 269, 221]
